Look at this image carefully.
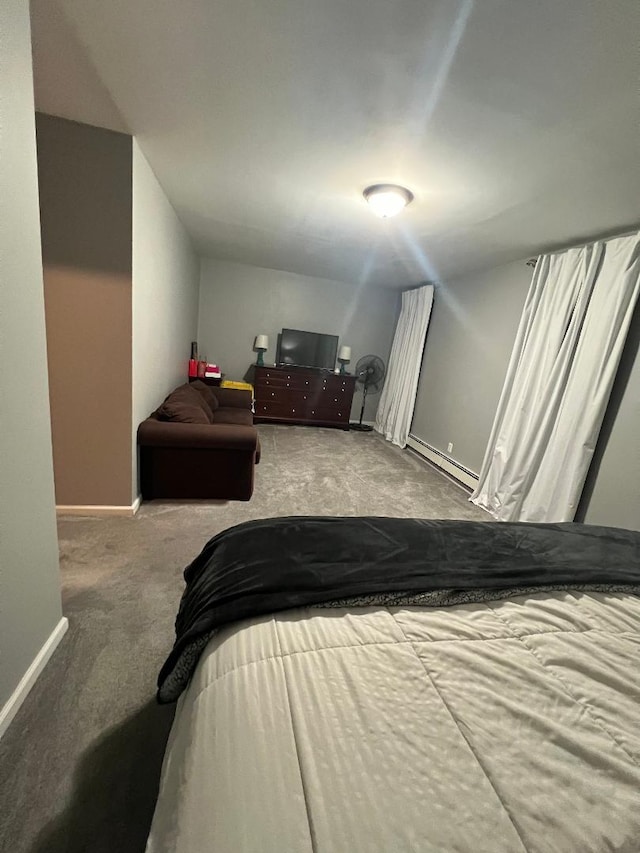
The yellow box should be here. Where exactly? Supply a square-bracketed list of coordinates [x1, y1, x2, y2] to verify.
[221, 380, 254, 394]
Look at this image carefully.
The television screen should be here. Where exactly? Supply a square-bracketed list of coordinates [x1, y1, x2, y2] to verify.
[278, 328, 338, 370]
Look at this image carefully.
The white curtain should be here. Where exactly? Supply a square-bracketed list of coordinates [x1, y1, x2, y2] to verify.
[471, 231, 640, 522]
[375, 284, 434, 447]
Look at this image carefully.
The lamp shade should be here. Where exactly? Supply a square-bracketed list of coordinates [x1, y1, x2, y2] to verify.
[338, 345, 351, 361]
[254, 334, 269, 351]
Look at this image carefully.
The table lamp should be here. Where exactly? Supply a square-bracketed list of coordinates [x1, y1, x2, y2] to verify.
[254, 334, 269, 366]
[338, 345, 351, 374]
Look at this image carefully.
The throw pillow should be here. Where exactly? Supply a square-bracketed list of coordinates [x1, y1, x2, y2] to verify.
[190, 379, 220, 414]
[157, 400, 211, 424]
[168, 383, 215, 422]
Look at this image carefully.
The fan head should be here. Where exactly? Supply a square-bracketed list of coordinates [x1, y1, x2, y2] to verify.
[355, 355, 386, 392]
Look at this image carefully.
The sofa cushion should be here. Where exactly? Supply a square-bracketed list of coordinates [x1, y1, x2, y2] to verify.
[210, 387, 252, 409]
[190, 380, 220, 413]
[157, 400, 211, 424]
[214, 407, 254, 426]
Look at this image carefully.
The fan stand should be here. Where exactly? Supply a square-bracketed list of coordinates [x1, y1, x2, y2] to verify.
[350, 383, 374, 432]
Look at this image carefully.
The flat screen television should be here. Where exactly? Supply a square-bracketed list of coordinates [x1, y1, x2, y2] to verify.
[278, 328, 338, 370]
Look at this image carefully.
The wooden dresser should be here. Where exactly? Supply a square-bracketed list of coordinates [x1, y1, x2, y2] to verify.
[253, 366, 356, 429]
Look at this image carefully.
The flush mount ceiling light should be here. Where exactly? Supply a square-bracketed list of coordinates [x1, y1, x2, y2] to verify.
[363, 184, 414, 218]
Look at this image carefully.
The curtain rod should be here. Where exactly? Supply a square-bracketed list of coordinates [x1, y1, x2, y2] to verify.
[525, 224, 639, 270]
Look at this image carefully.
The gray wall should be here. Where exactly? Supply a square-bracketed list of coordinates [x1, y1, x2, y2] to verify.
[412, 256, 640, 530]
[132, 141, 199, 499]
[198, 259, 399, 421]
[0, 0, 63, 712]
[36, 113, 133, 507]
[411, 260, 531, 472]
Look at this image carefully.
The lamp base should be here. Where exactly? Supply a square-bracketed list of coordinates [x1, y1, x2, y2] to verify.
[256, 351, 265, 366]
[339, 361, 349, 374]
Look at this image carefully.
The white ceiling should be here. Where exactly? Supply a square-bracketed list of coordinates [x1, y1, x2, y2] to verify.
[31, 0, 640, 287]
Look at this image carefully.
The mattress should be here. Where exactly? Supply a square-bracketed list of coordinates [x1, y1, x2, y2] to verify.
[146, 590, 640, 853]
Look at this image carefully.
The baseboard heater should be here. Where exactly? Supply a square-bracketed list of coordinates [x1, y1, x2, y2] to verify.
[406, 434, 479, 491]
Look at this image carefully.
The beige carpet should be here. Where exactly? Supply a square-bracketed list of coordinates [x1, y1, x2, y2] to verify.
[0, 426, 488, 853]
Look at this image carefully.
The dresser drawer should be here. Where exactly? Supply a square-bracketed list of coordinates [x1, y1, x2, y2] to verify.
[255, 400, 290, 419]
[308, 406, 350, 423]
[322, 375, 354, 391]
[255, 376, 312, 392]
[255, 386, 313, 405]
[255, 399, 312, 420]
[255, 373, 320, 392]
[315, 386, 352, 406]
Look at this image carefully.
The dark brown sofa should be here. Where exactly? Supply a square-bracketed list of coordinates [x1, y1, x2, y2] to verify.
[137, 381, 260, 501]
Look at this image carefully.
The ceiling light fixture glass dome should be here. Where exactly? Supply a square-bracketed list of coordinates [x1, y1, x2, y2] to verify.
[363, 184, 414, 218]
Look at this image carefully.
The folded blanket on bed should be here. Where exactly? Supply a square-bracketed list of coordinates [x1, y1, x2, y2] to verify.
[157, 517, 640, 702]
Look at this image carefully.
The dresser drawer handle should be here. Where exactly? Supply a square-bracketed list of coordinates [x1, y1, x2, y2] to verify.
[292, 409, 296, 413]
[334, 398, 337, 402]
[286, 383, 290, 387]
[305, 381, 309, 385]
[271, 392, 275, 396]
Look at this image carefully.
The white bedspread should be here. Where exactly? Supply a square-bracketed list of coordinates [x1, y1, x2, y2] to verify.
[147, 591, 640, 852]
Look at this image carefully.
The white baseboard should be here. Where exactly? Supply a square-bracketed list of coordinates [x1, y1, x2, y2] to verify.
[0, 617, 69, 740]
[407, 434, 479, 491]
[57, 496, 141, 518]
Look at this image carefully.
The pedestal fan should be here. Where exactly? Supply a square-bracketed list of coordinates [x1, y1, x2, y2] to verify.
[351, 355, 386, 431]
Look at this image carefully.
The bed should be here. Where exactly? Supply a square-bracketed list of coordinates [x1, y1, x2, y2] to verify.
[146, 517, 640, 853]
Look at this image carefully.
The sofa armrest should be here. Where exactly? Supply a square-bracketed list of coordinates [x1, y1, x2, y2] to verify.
[212, 387, 252, 409]
[138, 420, 258, 451]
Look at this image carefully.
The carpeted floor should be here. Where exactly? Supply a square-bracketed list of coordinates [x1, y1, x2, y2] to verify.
[0, 425, 489, 853]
